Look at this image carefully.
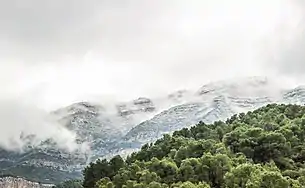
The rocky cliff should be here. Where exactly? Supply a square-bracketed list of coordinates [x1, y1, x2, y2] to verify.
[0, 176, 53, 188]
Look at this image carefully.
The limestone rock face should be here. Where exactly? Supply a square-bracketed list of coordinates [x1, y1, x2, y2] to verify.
[0, 177, 53, 188]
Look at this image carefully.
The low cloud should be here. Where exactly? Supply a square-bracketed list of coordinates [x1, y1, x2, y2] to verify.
[0, 96, 87, 153]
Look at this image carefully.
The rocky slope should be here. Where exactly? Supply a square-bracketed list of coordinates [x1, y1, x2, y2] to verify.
[0, 76, 304, 184]
[0, 176, 52, 188]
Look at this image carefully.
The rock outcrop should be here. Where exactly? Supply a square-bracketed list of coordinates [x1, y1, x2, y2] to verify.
[0, 176, 53, 188]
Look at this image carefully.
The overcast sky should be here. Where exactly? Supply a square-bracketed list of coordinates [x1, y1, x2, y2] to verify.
[0, 0, 304, 110]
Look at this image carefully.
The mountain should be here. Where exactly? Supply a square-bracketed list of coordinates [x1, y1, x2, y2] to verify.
[0, 98, 157, 184]
[0, 76, 303, 184]
[111, 77, 279, 155]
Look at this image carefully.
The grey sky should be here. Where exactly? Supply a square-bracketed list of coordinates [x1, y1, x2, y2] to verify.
[0, 0, 304, 110]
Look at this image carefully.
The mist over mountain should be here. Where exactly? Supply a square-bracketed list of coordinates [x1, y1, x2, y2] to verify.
[0, 0, 303, 153]
[1, 0, 305, 187]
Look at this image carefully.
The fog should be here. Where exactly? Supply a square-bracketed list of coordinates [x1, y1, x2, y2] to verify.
[0, 96, 85, 152]
[0, 0, 304, 152]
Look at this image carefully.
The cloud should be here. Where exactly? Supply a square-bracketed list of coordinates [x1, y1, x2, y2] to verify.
[262, 2, 305, 78]
[0, 95, 86, 152]
[1, 0, 302, 109]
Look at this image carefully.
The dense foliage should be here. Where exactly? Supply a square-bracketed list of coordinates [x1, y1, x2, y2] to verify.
[52, 179, 83, 188]
[57, 104, 305, 187]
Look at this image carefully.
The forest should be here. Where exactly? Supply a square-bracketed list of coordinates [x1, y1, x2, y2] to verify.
[54, 103, 305, 188]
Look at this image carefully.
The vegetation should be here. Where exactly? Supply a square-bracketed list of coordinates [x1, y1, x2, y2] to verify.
[55, 104, 305, 187]
[52, 179, 83, 188]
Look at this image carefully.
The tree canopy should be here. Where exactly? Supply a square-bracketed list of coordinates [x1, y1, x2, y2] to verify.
[56, 103, 305, 188]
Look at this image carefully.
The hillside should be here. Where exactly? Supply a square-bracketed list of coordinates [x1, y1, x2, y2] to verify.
[77, 103, 305, 188]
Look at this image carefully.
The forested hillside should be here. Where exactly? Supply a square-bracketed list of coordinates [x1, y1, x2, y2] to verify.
[55, 103, 305, 188]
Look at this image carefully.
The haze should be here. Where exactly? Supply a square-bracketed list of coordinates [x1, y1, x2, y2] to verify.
[0, 0, 304, 151]
[0, 0, 303, 110]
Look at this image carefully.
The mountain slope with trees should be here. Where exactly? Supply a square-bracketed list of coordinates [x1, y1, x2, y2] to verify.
[64, 103, 305, 188]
